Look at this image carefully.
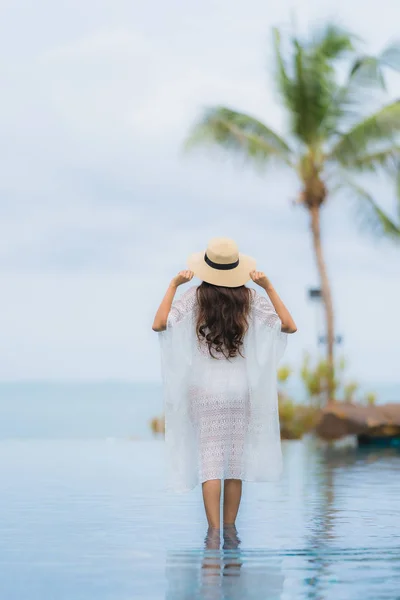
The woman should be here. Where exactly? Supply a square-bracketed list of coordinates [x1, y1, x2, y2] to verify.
[152, 237, 297, 533]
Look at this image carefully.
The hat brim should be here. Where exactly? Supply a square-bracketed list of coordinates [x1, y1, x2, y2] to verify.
[187, 251, 256, 288]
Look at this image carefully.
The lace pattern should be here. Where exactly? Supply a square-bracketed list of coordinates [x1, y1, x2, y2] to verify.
[189, 386, 250, 481]
[159, 285, 287, 492]
[168, 286, 280, 328]
[167, 286, 198, 327]
[249, 288, 281, 328]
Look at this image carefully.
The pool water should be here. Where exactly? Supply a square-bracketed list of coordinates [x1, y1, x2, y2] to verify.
[1, 438, 399, 599]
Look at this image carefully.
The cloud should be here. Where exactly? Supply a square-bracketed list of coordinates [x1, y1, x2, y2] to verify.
[1, 0, 400, 382]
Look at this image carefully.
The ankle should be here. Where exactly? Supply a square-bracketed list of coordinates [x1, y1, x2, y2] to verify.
[223, 522, 236, 528]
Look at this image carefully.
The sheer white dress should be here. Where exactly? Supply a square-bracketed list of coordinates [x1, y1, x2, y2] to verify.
[159, 286, 287, 493]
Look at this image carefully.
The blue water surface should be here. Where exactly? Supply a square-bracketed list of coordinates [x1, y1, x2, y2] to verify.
[1, 382, 400, 599]
[1, 437, 400, 600]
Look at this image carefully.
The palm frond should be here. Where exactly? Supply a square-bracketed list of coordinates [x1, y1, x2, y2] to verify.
[348, 41, 400, 91]
[185, 106, 293, 167]
[380, 41, 400, 72]
[322, 85, 363, 137]
[273, 27, 324, 143]
[329, 100, 400, 163]
[273, 26, 356, 145]
[397, 170, 400, 212]
[350, 56, 387, 90]
[338, 146, 400, 175]
[309, 24, 356, 60]
[349, 56, 386, 91]
[335, 177, 400, 241]
[293, 39, 315, 143]
[328, 44, 400, 133]
[272, 28, 296, 110]
[321, 70, 371, 138]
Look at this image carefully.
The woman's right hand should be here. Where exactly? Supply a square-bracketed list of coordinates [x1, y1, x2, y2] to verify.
[171, 270, 194, 288]
[250, 270, 272, 290]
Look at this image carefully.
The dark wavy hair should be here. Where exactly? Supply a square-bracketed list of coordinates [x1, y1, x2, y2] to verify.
[195, 282, 252, 359]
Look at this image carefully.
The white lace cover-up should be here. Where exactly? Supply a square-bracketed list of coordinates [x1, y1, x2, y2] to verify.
[159, 286, 287, 493]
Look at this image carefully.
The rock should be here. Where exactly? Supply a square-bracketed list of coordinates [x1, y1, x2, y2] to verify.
[316, 402, 400, 441]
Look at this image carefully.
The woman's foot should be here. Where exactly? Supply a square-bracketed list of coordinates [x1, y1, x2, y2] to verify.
[222, 523, 241, 549]
[204, 526, 221, 549]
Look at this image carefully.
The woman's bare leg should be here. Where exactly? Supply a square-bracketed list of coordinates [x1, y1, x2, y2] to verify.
[202, 479, 221, 529]
[223, 479, 242, 525]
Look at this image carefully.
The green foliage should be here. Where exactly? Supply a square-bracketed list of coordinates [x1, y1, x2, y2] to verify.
[350, 42, 400, 90]
[338, 178, 400, 241]
[344, 381, 359, 403]
[300, 353, 340, 405]
[277, 361, 320, 438]
[277, 365, 292, 383]
[300, 353, 379, 406]
[329, 101, 400, 165]
[276, 354, 381, 438]
[185, 107, 292, 168]
[186, 23, 400, 240]
[273, 24, 356, 146]
[310, 24, 356, 59]
[365, 392, 377, 406]
[278, 394, 320, 439]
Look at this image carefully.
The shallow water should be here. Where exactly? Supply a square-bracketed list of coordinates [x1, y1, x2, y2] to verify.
[1, 438, 400, 599]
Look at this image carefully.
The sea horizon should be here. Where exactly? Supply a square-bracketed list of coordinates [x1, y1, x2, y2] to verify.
[1, 379, 399, 442]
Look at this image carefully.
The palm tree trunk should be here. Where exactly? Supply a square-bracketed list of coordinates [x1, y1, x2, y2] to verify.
[309, 205, 335, 402]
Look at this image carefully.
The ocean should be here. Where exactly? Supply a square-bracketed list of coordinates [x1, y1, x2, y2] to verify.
[0, 380, 399, 440]
[0, 381, 161, 440]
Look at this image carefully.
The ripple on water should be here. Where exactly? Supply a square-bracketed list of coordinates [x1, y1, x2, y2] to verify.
[0, 439, 399, 599]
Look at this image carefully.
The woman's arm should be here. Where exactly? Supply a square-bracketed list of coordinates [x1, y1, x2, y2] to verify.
[152, 270, 194, 332]
[250, 271, 297, 334]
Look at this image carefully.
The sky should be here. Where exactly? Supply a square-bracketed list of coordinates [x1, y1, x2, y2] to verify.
[1, 0, 400, 384]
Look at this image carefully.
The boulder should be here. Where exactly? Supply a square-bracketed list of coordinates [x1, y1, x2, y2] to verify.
[316, 402, 400, 441]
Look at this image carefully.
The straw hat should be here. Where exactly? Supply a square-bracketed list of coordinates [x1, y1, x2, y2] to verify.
[187, 237, 256, 288]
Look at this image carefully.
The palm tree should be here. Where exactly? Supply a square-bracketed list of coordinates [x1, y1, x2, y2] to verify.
[186, 24, 400, 400]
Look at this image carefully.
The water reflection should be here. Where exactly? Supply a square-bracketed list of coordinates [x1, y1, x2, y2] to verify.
[301, 444, 400, 599]
[2, 439, 400, 599]
[165, 527, 285, 600]
[323, 444, 400, 469]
